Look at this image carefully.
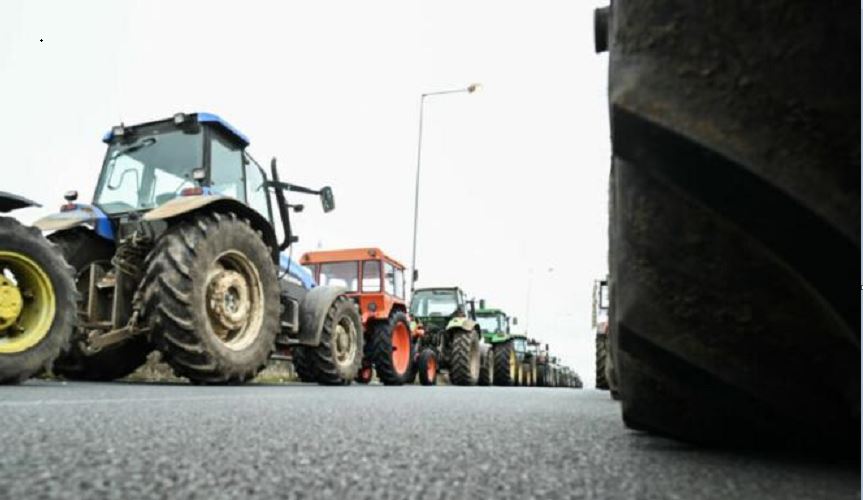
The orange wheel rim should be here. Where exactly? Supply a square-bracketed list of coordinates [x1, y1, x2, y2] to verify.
[392, 322, 411, 374]
[427, 356, 437, 380]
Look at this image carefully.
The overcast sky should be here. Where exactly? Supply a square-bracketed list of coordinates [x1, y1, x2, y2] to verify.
[0, 0, 610, 385]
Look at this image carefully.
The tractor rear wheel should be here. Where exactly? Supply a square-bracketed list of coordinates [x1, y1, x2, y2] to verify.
[595, 334, 608, 389]
[477, 346, 494, 386]
[311, 295, 363, 385]
[0, 218, 76, 384]
[601, 1, 859, 452]
[493, 340, 517, 386]
[417, 348, 437, 386]
[142, 213, 280, 384]
[448, 330, 480, 386]
[371, 312, 414, 385]
[292, 346, 317, 382]
[49, 228, 151, 381]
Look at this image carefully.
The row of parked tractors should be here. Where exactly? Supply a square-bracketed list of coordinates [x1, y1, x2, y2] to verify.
[0, 112, 581, 388]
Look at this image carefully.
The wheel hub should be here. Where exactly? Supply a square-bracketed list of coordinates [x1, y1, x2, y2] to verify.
[334, 321, 355, 364]
[0, 275, 23, 331]
[207, 270, 250, 331]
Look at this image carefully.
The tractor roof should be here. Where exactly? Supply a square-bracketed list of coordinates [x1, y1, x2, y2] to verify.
[101, 112, 250, 147]
[301, 248, 405, 269]
[476, 308, 506, 316]
[413, 286, 461, 293]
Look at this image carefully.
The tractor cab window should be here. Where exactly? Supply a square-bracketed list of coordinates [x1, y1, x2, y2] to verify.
[244, 154, 271, 222]
[319, 262, 358, 291]
[95, 127, 204, 214]
[393, 267, 405, 299]
[476, 315, 502, 333]
[410, 289, 458, 317]
[383, 262, 396, 296]
[362, 260, 381, 292]
[513, 338, 527, 353]
[209, 132, 245, 202]
[599, 282, 609, 310]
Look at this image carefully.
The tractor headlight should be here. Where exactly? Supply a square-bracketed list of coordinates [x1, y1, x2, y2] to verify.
[111, 125, 125, 138]
[173, 112, 187, 125]
[367, 302, 377, 312]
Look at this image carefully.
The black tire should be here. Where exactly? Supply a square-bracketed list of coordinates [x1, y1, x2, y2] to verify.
[493, 340, 517, 386]
[603, 1, 859, 453]
[0, 218, 76, 384]
[141, 213, 280, 384]
[477, 346, 494, 386]
[371, 312, 414, 385]
[448, 330, 480, 386]
[49, 228, 151, 381]
[354, 363, 373, 384]
[311, 295, 363, 385]
[595, 334, 608, 390]
[417, 348, 437, 386]
[536, 365, 547, 387]
[292, 346, 317, 382]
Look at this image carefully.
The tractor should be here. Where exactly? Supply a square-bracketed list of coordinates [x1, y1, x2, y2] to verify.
[510, 335, 538, 386]
[410, 287, 485, 386]
[534, 343, 555, 387]
[474, 303, 520, 386]
[300, 248, 435, 385]
[33, 112, 364, 385]
[0, 192, 76, 383]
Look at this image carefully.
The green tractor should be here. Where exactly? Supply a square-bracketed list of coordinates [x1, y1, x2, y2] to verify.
[33, 112, 364, 385]
[474, 302, 519, 386]
[0, 193, 76, 383]
[410, 287, 486, 386]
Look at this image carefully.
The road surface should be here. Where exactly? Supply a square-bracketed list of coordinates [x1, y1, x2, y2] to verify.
[0, 382, 857, 499]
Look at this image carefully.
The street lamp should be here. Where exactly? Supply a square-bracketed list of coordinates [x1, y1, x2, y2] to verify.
[409, 83, 481, 294]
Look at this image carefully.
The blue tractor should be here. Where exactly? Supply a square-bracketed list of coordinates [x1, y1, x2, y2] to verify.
[35, 112, 363, 384]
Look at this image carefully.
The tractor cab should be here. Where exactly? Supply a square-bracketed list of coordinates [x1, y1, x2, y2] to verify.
[474, 303, 515, 344]
[300, 248, 407, 324]
[409, 287, 472, 333]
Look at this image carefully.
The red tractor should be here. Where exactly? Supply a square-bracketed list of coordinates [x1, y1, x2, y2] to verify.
[300, 248, 434, 385]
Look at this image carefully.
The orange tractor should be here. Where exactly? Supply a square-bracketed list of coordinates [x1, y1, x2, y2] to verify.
[300, 248, 434, 385]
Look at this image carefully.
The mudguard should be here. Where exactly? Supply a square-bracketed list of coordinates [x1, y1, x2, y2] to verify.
[446, 317, 478, 333]
[33, 203, 114, 240]
[0, 192, 40, 213]
[143, 194, 279, 263]
[297, 285, 350, 346]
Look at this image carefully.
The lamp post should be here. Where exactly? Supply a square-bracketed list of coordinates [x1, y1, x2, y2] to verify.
[409, 83, 481, 294]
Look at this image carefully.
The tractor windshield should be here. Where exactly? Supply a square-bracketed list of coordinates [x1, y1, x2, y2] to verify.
[476, 314, 503, 333]
[95, 129, 203, 214]
[319, 262, 359, 292]
[410, 289, 458, 318]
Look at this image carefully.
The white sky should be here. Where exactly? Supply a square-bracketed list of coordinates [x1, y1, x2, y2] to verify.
[0, 0, 610, 385]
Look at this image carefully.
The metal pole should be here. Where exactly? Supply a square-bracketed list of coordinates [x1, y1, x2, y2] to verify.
[409, 94, 426, 295]
[408, 84, 479, 296]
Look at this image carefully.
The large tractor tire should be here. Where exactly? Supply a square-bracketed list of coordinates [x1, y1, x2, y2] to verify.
[595, 334, 608, 389]
[141, 213, 280, 384]
[0, 218, 76, 383]
[493, 340, 517, 386]
[49, 228, 151, 381]
[417, 348, 437, 386]
[477, 346, 494, 386]
[598, 1, 859, 453]
[311, 295, 363, 385]
[371, 312, 414, 385]
[291, 346, 317, 383]
[354, 363, 373, 384]
[448, 330, 480, 386]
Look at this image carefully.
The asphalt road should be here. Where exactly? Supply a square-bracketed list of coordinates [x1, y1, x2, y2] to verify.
[0, 382, 857, 500]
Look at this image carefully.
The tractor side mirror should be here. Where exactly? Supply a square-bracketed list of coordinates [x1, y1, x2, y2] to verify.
[479, 299, 486, 310]
[512, 317, 518, 325]
[412, 269, 419, 282]
[320, 186, 335, 212]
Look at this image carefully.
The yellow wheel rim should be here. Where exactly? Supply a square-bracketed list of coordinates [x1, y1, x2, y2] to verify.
[0, 251, 55, 354]
[509, 350, 516, 381]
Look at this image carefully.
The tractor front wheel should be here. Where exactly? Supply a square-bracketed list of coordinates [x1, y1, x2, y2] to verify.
[448, 330, 480, 386]
[417, 348, 437, 386]
[142, 213, 280, 384]
[311, 295, 363, 385]
[292, 346, 317, 382]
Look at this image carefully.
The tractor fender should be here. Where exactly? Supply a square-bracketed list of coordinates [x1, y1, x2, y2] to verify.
[446, 317, 479, 334]
[144, 195, 279, 263]
[0, 192, 40, 214]
[296, 285, 351, 346]
[33, 203, 114, 240]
